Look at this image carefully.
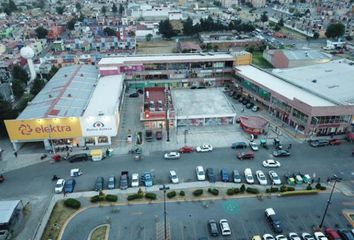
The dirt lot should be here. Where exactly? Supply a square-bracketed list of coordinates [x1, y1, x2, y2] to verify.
[136, 39, 177, 54]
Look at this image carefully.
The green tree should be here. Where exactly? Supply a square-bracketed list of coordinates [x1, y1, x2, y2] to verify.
[158, 19, 176, 39]
[278, 17, 284, 27]
[260, 11, 268, 25]
[119, 4, 124, 16]
[30, 78, 45, 96]
[67, 18, 76, 30]
[56, 6, 64, 14]
[274, 24, 281, 31]
[12, 65, 29, 84]
[11, 79, 25, 98]
[103, 27, 116, 36]
[145, 33, 153, 41]
[313, 32, 319, 39]
[0, 97, 17, 133]
[112, 3, 117, 15]
[35, 27, 48, 39]
[325, 23, 345, 39]
[75, 2, 81, 11]
[101, 6, 107, 15]
[182, 17, 194, 36]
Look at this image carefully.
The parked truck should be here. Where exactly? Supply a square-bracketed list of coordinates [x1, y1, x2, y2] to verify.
[120, 171, 129, 190]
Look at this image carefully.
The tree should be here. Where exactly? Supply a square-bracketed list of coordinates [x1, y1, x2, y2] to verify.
[11, 79, 25, 98]
[30, 78, 45, 96]
[182, 17, 194, 36]
[145, 34, 153, 41]
[75, 2, 81, 11]
[0, 97, 17, 133]
[35, 27, 48, 39]
[12, 65, 29, 84]
[278, 17, 284, 27]
[273, 24, 281, 31]
[158, 19, 176, 39]
[56, 6, 64, 14]
[119, 4, 124, 16]
[313, 32, 319, 39]
[325, 23, 345, 39]
[101, 6, 107, 15]
[103, 27, 116, 36]
[2, 0, 18, 15]
[67, 18, 76, 30]
[260, 11, 268, 25]
[112, 3, 117, 15]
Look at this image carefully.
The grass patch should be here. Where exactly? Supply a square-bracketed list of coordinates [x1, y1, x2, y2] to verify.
[350, 214, 354, 221]
[252, 51, 274, 68]
[90, 225, 108, 240]
[41, 200, 78, 240]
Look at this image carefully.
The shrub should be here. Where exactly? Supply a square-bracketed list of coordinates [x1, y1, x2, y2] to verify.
[315, 183, 322, 190]
[240, 184, 246, 193]
[137, 188, 144, 198]
[98, 191, 105, 201]
[280, 185, 287, 192]
[306, 184, 313, 190]
[286, 186, 295, 191]
[226, 188, 235, 195]
[280, 190, 319, 197]
[145, 192, 157, 200]
[266, 187, 279, 193]
[127, 194, 139, 201]
[64, 198, 81, 209]
[167, 191, 177, 198]
[193, 189, 203, 196]
[105, 194, 118, 202]
[320, 186, 326, 190]
[234, 188, 240, 194]
[246, 187, 259, 194]
[208, 188, 219, 196]
[179, 190, 185, 196]
[90, 195, 100, 203]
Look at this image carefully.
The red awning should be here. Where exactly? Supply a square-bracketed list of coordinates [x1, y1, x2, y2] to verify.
[346, 132, 354, 140]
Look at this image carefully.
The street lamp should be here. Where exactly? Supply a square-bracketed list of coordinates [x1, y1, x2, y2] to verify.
[159, 184, 170, 240]
[319, 175, 339, 229]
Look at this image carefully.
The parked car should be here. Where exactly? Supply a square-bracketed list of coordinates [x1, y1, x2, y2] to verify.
[94, 177, 104, 191]
[314, 232, 329, 240]
[208, 219, 219, 237]
[252, 106, 259, 112]
[55, 179, 65, 193]
[107, 176, 116, 189]
[141, 172, 153, 187]
[324, 228, 341, 240]
[289, 233, 301, 240]
[196, 145, 213, 152]
[310, 139, 329, 147]
[329, 139, 342, 145]
[256, 170, 268, 185]
[196, 166, 206, 181]
[301, 233, 315, 240]
[120, 171, 129, 190]
[233, 170, 242, 183]
[164, 152, 181, 159]
[206, 168, 216, 183]
[219, 219, 231, 236]
[275, 235, 287, 240]
[336, 229, 354, 240]
[265, 208, 283, 234]
[231, 142, 247, 149]
[249, 141, 259, 151]
[237, 151, 254, 160]
[263, 234, 276, 240]
[131, 173, 139, 187]
[263, 159, 281, 168]
[129, 92, 139, 98]
[246, 102, 254, 109]
[272, 150, 290, 157]
[64, 178, 76, 193]
[179, 146, 193, 153]
[220, 169, 229, 182]
[169, 170, 179, 184]
[68, 153, 89, 163]
[244, 168, 254, 184]
[269, 171, 282, 185]
[156, 131, 163, 140]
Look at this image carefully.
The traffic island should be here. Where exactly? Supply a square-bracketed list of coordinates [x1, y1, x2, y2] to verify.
[88, 224, 109, 240]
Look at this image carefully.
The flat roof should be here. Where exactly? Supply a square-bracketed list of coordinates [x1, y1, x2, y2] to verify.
[98, 53, 234, 65]
[0, 200, 20, 224]
[171, 88, 236, 118]
[83, 75, 124, 116]
[272, 59, 354, 105]
[282, 50, 331, 61]
[18, 65, 98, 119]
[236, 65, 335, 107]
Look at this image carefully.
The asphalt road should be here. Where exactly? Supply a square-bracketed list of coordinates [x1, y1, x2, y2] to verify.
[61, 193, 352, 240]
[1, 142, 354, 198]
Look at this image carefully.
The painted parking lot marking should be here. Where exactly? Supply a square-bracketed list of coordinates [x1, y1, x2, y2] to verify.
[223, 200, 240, 214]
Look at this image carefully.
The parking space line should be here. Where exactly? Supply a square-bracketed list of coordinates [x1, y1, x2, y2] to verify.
[284, 212, 297, 232]
[240, 221, 249, 238]
[180, 222, 184, 240]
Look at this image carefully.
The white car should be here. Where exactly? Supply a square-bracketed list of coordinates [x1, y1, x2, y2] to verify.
[314, 232, 328, 240]
[276, 235, 288, 240]
[256, 170, 268, 185]
[196, 166, 205, 181]
[131, 173, 139, 187]
[55, 179, 65, 193]
[244, 168, 254, 184]
[196, 144, 213, 152]
[263, 234, 276, 240]
[301, 233, 315, 240]
[249, 141, 259, 151]
[169, 170, 179, 184]
[219, 219, 231, 236]
[289, 233, 301, 240]
[269, 170, 282, 185]
[263, 159, 281, 168]
[164, 152, 180, 159]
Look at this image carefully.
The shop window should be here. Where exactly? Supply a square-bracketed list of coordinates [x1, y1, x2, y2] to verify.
[85, 137, 95, 145]
[98, 136, 108, 144]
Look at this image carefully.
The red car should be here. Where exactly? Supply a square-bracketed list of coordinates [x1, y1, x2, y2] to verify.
[329, 139, 342, 145]
[237, 151, 254, 160]
[179, 146, 193, 153]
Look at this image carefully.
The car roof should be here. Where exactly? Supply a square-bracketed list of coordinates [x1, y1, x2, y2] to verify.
[57, 179, 65, 184]
[170, 170, 176, 175]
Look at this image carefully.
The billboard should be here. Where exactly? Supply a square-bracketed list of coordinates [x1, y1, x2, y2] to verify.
[5, 118, 82, 141]
[80, 115, 118, 137]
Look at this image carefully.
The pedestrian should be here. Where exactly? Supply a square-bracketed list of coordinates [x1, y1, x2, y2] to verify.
[14, 151, 17, 158]
[327, 177, 330, 185]
[288, 143, 292, 149]
[241, 108, 244, 112]
[63, 191, 66, 197]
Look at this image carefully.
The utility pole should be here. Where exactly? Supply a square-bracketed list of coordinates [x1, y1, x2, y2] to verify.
[165, 86, 170, 142]
[159, 184, 170, 240]
[319, 175, 338, 229]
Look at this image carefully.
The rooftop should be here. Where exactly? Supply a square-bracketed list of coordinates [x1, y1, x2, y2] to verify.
[272, 59, 354, 105]
[18, 65, 98, 119]
[281, 50, 331, 61]
[171, 88, 236, 118]
[0, 200, 20, 224]
[236, 65, 335, 107]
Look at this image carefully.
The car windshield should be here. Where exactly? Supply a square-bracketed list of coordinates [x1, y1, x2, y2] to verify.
[259, 175, 266, 180]
[55, 183, 62, 188]
[199, 170, 204, 175]
[171, 175, 177, 180]
[246, 175, 253, 180]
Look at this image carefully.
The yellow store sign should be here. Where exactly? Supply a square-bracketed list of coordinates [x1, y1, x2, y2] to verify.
[5, 118, 82, 141]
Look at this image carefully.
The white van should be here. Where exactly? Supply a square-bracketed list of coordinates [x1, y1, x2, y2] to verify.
[244, 168, 254, 184]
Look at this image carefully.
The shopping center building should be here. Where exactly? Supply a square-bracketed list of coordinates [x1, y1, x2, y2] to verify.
[233, 59, 354, 137]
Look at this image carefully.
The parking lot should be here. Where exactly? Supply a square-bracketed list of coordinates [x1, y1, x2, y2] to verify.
[61, 193, 352, 240]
